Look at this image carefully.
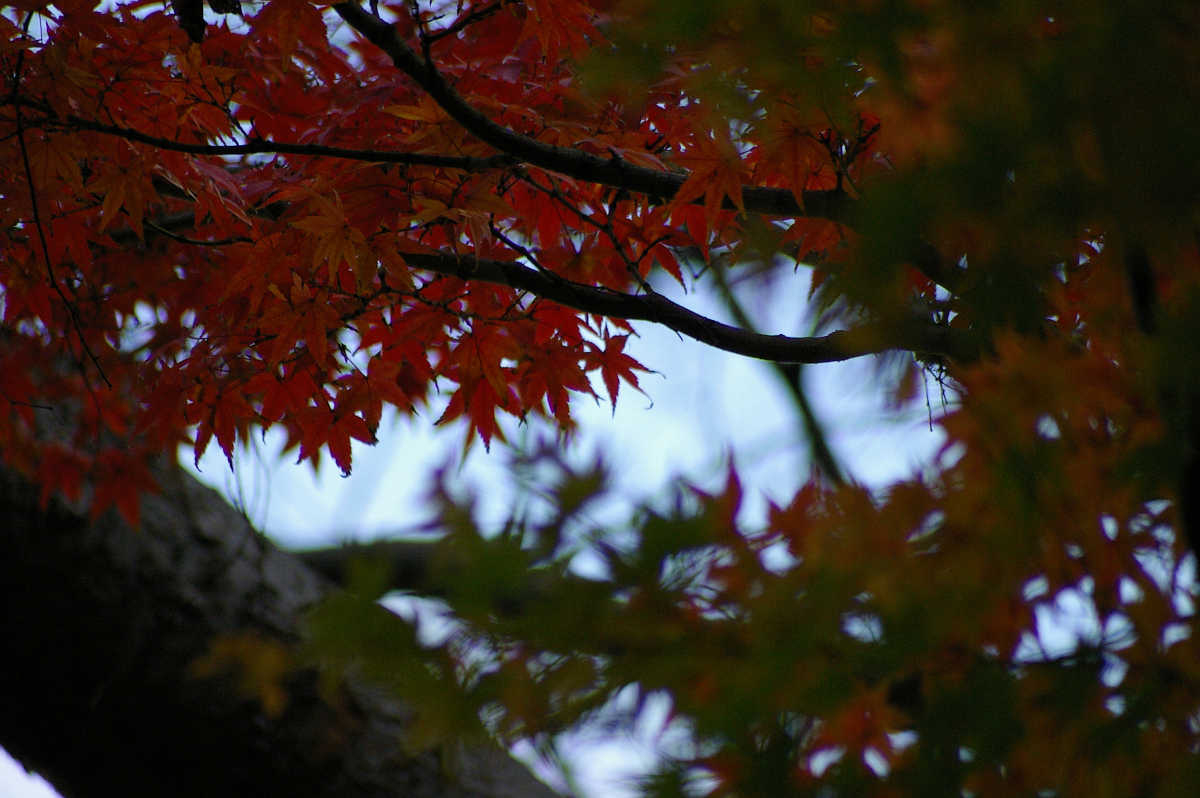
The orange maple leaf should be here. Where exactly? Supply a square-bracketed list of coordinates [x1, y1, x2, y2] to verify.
[666, 129, 747, 238]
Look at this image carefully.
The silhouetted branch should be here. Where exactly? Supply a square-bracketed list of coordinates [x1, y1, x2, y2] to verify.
[332, 2, 852, 223]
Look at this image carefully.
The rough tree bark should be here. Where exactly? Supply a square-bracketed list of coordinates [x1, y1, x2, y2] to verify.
[0, 446, 558, 798]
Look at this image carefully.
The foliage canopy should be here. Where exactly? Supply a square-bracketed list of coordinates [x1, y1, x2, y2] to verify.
[3, 0, 1200, 795]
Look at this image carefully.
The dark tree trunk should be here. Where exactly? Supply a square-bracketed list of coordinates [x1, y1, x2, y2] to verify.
[0, 454, 556, 798]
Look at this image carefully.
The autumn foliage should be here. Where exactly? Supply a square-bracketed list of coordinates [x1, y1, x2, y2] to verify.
[3, 0, 1200, 795]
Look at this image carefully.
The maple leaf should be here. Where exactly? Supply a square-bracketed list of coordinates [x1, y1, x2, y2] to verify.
[756, 104, 833, 208]
[190, 632, 294, 719]
[291, 197, 373, 288]
[666, 129, 747, 238]
[593, 335, 649, 406]
[91, 448, 158, 527]
[24, 132, 86, 194]
[86, 161, 150, 239]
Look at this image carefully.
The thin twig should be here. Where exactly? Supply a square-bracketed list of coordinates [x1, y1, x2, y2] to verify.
[6, 96, 518, 171]
[9, 18, 110, 388]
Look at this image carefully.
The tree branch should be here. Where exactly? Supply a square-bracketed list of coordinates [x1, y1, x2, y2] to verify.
[7, 96, 517, 172]
[115, 199, 973, 365]
[399, 250, 976, 363]
[331, 2, 851, 222]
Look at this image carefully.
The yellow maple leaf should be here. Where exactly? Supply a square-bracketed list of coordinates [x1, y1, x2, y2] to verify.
[189, 633, 294, 718]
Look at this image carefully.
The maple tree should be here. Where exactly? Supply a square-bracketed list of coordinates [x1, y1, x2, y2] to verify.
[2, 1, 1200, 797]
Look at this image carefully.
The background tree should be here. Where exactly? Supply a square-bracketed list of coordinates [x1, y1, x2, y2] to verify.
[2, 1, 1199, 797]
